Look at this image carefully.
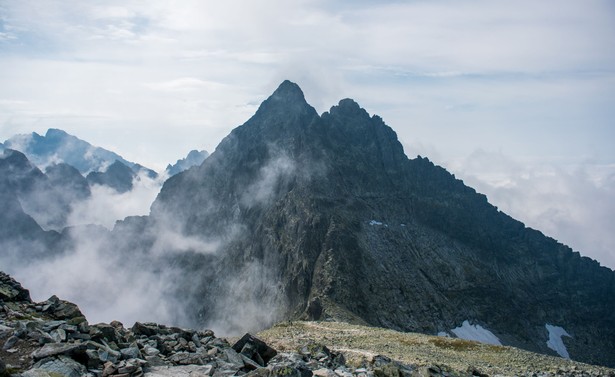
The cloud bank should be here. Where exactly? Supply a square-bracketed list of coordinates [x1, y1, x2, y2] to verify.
[447, 150, 615, 269]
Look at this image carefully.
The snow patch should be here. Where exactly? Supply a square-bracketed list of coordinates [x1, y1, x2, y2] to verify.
[545, 324, 572, 359]
[451, 320, 502, 345]
[369, 220, 383, 226]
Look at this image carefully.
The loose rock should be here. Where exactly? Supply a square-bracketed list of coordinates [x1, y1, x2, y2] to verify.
[2, 271, 615, 377]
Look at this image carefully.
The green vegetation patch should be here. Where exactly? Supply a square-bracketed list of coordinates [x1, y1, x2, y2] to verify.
[428, 337, 479, 351]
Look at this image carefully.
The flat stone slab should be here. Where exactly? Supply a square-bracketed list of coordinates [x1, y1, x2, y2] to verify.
[31, 342, 87, 360]
[144, 365, 214, 377]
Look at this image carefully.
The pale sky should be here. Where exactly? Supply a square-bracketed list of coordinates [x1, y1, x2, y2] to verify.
[1, 0, 614, 268]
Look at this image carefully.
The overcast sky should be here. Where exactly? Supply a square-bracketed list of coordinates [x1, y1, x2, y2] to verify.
[1, 0, 614, 268]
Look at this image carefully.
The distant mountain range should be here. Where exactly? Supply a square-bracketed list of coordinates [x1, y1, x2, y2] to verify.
[0, 128, 209, 232]
[166, 150, 209, 177]
[3, 128, 158, 178]
[1, 128, 210, 194]
[0, 81, 613, 368]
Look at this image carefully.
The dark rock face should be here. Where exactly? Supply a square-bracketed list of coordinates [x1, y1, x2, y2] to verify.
[165, 149, 209, 177]
[0, 150, 45, 231]
[45, 163, 91, 201]
[87, 160, 136, 193]
[0, 150, 91, 231]
[149, 81, 615, 367]
[0, 271, 32, 302]
[0, 149, 47, 193]
[0, 149, 62, 256]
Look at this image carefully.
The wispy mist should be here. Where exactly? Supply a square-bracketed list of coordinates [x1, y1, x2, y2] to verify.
[241, 153, 296, 207]
[2, 171, 178, 326]
[205, 261, 287, 336]
[9, 224, 192, 327]
[1, 147, 298, 336]
[67, 171, 162, 229]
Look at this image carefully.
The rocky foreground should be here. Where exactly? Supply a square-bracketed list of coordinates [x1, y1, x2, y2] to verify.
[1, 272, 614, 377]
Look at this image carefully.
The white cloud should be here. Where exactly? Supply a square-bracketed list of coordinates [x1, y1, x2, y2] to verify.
[0, 32, 16, 41]
[347, 0, 615, 72]
[68, 172, 161, 229]
[9, 225, 192, 327]
[145, 77, 227, 92]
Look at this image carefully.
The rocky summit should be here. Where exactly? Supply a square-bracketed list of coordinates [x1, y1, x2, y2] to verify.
[2, 272, 614, 377]
[144, 81, 615, 366]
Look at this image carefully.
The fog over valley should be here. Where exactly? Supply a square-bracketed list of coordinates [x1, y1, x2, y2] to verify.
[1, 1, 615, 372]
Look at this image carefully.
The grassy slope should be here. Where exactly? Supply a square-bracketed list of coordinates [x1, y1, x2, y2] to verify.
[258, 321, 615, 376]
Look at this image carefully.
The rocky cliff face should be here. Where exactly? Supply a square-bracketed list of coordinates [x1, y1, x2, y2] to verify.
[87, 160, 136, 194]
[147, 81, 615, 367]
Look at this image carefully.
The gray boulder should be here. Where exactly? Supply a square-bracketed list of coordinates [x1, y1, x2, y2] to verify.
[121, 345, 142, 360]
[0, 271, 32, 302]
[28, 355, 87, 377]
[42, 295, 83, 320]
[132, 322, 161, 337]
[232, 333, 277, 366]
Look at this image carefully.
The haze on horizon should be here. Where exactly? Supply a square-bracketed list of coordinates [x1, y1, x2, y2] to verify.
[1, 0, 614, 269]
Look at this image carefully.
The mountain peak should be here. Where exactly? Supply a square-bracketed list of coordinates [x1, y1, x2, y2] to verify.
[1, 148, 30, 168]
[272, 80, 305, 100]
[45, 128, 69, 138]
[248, 80, 316, 126]
[337, 98, 361, 110]
[328, 98, 370, 120]
[257, 80, 310, 113]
